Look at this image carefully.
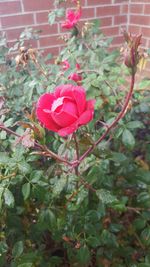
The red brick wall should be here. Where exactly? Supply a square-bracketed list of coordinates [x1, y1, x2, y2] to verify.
[129, 0, 150, 49]
[0, 0, 129, 56]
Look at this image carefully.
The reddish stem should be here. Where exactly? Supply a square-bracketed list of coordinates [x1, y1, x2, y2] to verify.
[0, 125, 71, 165]
[78, 71, 135, 164]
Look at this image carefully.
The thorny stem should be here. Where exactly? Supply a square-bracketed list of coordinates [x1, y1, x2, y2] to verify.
[0, 125, 71, 166]
[73, 133, 80, 176]
[77, 70, 135, 166]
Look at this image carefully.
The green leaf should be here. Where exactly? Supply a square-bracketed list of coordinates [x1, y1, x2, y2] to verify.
[48, 12, 56, 25]
[127, 120, 144, 129]
[53, 176, 67, 197]
[96, 189, 117, 204]
[136, 170, 150, 185]
[122, 129, 135, 149]
[12, 241, 24, 258]
[4, 189, 14, 207]
[138, 264, 150, 267]
[133, 219, 146, 230]
[4, 118, 13, 127]
[0, 130, 6, 140]
[0, 241, 8, 254]
[76, 246, 91, 265]
[141, 227, 150, 246]
[18, 263, 33, 267]
[110, 152, 127, 162]
[18, 161, 31, 174]
[0, 152, 10, 164]
[139, 79, 150, 89]
[87, 236, 101, 248]
[22, 183, 31, 200]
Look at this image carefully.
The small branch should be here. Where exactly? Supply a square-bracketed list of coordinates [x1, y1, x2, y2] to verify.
[33, 59, 49, 81]
[76, 71, 135, 166]
[80, 177, 96, 192]
[73, 133, 80, 176]
[133, 231, 145, 250]
[73, 133, 80, 160]
[0, 125, 20, 138]
[0, 125, 71, 166]
[0, 172, 16, 180]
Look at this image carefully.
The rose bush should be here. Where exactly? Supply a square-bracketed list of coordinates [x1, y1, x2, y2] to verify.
[36, 84, 95, 136]
[0, 1, 150, 266]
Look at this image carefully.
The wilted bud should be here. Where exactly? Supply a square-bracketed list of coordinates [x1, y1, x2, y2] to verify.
[122, 31, 142, 73]
[15, 47, 37, 67]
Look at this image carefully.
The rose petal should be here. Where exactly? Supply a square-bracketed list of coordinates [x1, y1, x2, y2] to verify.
[37, 93, 55, 110]
[72, 86, 86, 115]
[54, 85, 86, 115]
[52, 109, 77, 127]
[36, 93, 60, 131]
[77, 110, 94, 125]
[86, 99, 96, 110]
[58, 122, 78, 136]
[63, 99, 78, 116]
[54, 84, 74, 98]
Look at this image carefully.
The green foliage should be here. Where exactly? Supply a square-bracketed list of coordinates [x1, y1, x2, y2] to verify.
[0, 3, 150, 267]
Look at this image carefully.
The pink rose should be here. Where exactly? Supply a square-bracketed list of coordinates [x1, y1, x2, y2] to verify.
[36, 84, 95, 137]
[61, 8, 81, 29]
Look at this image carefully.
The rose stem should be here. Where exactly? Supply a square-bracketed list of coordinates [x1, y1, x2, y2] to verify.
[77, 70, 135, 165]
[73, 133, 80, 188]
[0, 125, 71, 165]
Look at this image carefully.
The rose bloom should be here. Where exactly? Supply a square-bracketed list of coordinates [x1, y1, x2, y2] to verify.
[61, 8, 81, 29]
[36, 84, 95, 137]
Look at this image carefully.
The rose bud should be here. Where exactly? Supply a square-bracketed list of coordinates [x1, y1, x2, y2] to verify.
[68, 72, 82, 84]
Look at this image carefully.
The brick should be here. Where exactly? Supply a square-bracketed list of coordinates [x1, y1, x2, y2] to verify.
[82, 8, 95, 18]
[111, 35, 124, 46]
[102, 26, 119, 36]
[33, 24, 58, 36]
[1, 14, 34, 28]
[60, 0, 86, 8]
[128, 25, 141, 35]
[23, 0, 53, 12]
[144, 4, 150, 15]
[8, 39, 38, 49]
[140, 27, 150, 38]
[121, 4, 128, 14]
[6, 27, 24, 41]
[114, 0, 128, 3]
[87, 0, 112, 5]
[114, 15, 127, 24]
[0, 1, 21, 15]
[23, 39, 38, 48]
[130, 15, 150, 25]
[131, 0, 150, 2]
[100, 17, 112, 27]
[140, 37, 148, 48]
[36, 12, 49, 24]
[40, 47, 59, 58]
[96, 6, 120, 17]
[130, 4, 144, 14]
[39, 35, 64, 48]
